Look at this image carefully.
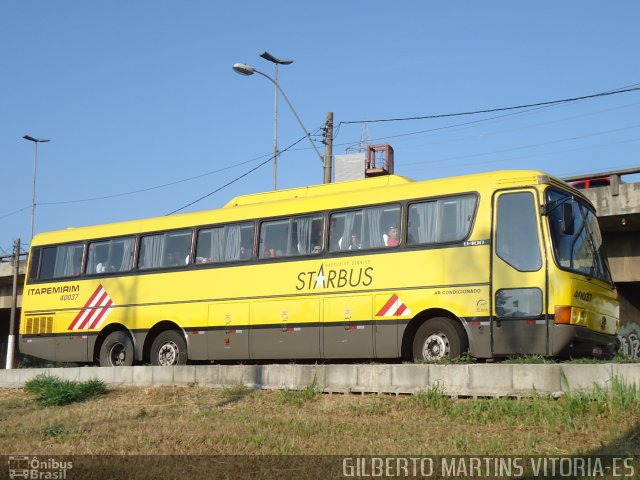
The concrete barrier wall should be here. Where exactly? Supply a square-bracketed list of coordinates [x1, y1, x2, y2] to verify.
[1, 363, 639, 397]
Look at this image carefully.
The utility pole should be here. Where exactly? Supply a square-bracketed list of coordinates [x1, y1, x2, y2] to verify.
[323, 112, 333, 184]
[5, 239, 20, 369]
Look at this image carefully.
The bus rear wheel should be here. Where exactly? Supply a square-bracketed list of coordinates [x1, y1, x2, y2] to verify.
[412, 317, 466, 361]
[150, 330, 187, 366]
[99, 331, 134, 367]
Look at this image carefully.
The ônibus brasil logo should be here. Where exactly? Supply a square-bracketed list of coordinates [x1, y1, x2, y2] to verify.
[8, 456, 73, 479]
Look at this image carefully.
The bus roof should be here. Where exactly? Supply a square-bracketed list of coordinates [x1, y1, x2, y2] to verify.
[224, 174, 413, 207]
[30, 169, 578, 246]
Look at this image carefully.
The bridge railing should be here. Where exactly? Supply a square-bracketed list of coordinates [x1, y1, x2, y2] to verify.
[563, 166, 640, 196]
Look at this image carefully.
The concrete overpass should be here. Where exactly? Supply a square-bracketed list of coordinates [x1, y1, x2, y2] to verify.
[2, 167, 639, 364]
[563, 167, 640, 357]
[0, 258, 25, 365]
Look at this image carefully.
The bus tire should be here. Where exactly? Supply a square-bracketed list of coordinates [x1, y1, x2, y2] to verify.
[412, 317, 466, 361]
[150, 330, 187, 366]
[99, 331, 134, 367]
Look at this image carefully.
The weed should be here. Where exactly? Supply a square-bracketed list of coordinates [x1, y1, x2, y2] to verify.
[24, 374, 106, 406]
[415, 351, 476, 364]
[277, 377, 322, 406]
[611, 351, 638, 363]
[412, 383, 451, 410]
[222, 383, 251, 398]
[249, 434, 267, 448]
[0, 398, 29, 409]
[40, 425, 68, 438]
[136, 407, 149, 418]
[502, 355, 553, 364]
[364, 396, 392, 416]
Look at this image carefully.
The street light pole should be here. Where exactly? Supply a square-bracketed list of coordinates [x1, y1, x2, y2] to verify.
[232, 63, 326, 182]
[259, 51, 293, 191]
[22, 135, 50, 240]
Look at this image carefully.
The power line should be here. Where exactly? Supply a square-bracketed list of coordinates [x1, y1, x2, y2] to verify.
[0, 206, 30, 221]
[404, 136, 640, 173]
[39, 152, 274, 206]
[338, 84, 640, 125]
[387, 101, 640, 153]
[166, 134, 309, 215]
[402, 123, 640, 167]
[334, 103, 564, 147]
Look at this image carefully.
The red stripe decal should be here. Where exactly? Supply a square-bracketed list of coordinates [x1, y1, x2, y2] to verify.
[68, 285, 105, 330]
[376, 294, 399, 317]
[396, 303, 408, 316]
[78, 290, 109, 330]
[88, 299, 113, 330]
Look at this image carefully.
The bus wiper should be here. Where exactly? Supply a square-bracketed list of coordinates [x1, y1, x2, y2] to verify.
[540, 196, 571, 215]
[576, 204, 606, 282]
[598, 245, 615, 288]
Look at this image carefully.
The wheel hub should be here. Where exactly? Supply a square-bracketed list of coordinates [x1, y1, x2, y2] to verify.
[109, 343, 127, 366]
[423, 332, 450, 360]
[157, 341, 179, 366]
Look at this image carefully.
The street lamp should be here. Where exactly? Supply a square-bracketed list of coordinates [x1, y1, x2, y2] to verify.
[22, 134, 50, 240]
[232, 62, 326, 184]
[260, 51, 293, 191]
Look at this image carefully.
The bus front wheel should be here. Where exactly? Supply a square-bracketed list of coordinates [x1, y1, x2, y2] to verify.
[99, 331, 134, 367]
[150, 330, 187, 366]
[412, 317, 466, 361]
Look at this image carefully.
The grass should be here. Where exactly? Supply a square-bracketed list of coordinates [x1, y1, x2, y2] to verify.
[23, 374, 107, 406]
[0, 377, 639, 456]
[277, 377, 322, 406]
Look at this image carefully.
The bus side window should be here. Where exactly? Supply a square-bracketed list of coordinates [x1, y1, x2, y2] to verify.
[329, 210, 363, 252]
[28, 248, 42, 281]
[408, 195, 476, 245]
[36, 243, 84, 280]
[329, 205, 399, 251]
[87, 237, 135, 274]
[260, 215, 322, 258]
[139, 230, 191, 270]
[196, 222, 254, 264]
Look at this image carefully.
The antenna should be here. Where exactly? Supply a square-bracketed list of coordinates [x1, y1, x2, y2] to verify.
[345, 122, 371, 153]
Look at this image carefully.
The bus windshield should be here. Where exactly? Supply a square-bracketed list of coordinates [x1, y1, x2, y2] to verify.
[546, 190, 612, 284]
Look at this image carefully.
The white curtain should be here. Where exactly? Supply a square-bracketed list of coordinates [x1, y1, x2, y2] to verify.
[295, 216, 313, 254]
[453, 196, 476, 240]
[118, 238, 135, 271]
[414, 202, 438, 243]
[223, 225, 242, 261]
[363, 207, 384, 248]
[53, 244, 82, 278]
[140, 235, 165, 269]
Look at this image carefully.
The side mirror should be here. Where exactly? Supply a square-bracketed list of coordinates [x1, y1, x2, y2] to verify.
[562, 202, 574, 235]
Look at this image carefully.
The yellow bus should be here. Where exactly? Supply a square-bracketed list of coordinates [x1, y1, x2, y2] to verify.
[19, 170, 619, 366]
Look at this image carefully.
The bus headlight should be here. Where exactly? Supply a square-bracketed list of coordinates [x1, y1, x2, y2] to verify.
[555, 306, 587, 326]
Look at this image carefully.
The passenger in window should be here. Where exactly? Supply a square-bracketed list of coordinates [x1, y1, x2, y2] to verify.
[265, 246, 278, 258]
[385, 225, 399, 247]
[348, 234, 361, 250]
[96, 258, 109, 273]
[166, 252, 183, 267]
[239, 245, 251, 260]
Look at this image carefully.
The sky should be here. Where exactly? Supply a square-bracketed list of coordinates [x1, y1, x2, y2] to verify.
[2, 1, 640, 255]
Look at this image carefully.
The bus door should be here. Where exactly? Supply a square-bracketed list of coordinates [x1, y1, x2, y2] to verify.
[491, 189, 548, 356]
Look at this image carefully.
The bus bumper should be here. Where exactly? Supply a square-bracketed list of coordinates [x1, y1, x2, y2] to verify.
[550, 324, 619, 358]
